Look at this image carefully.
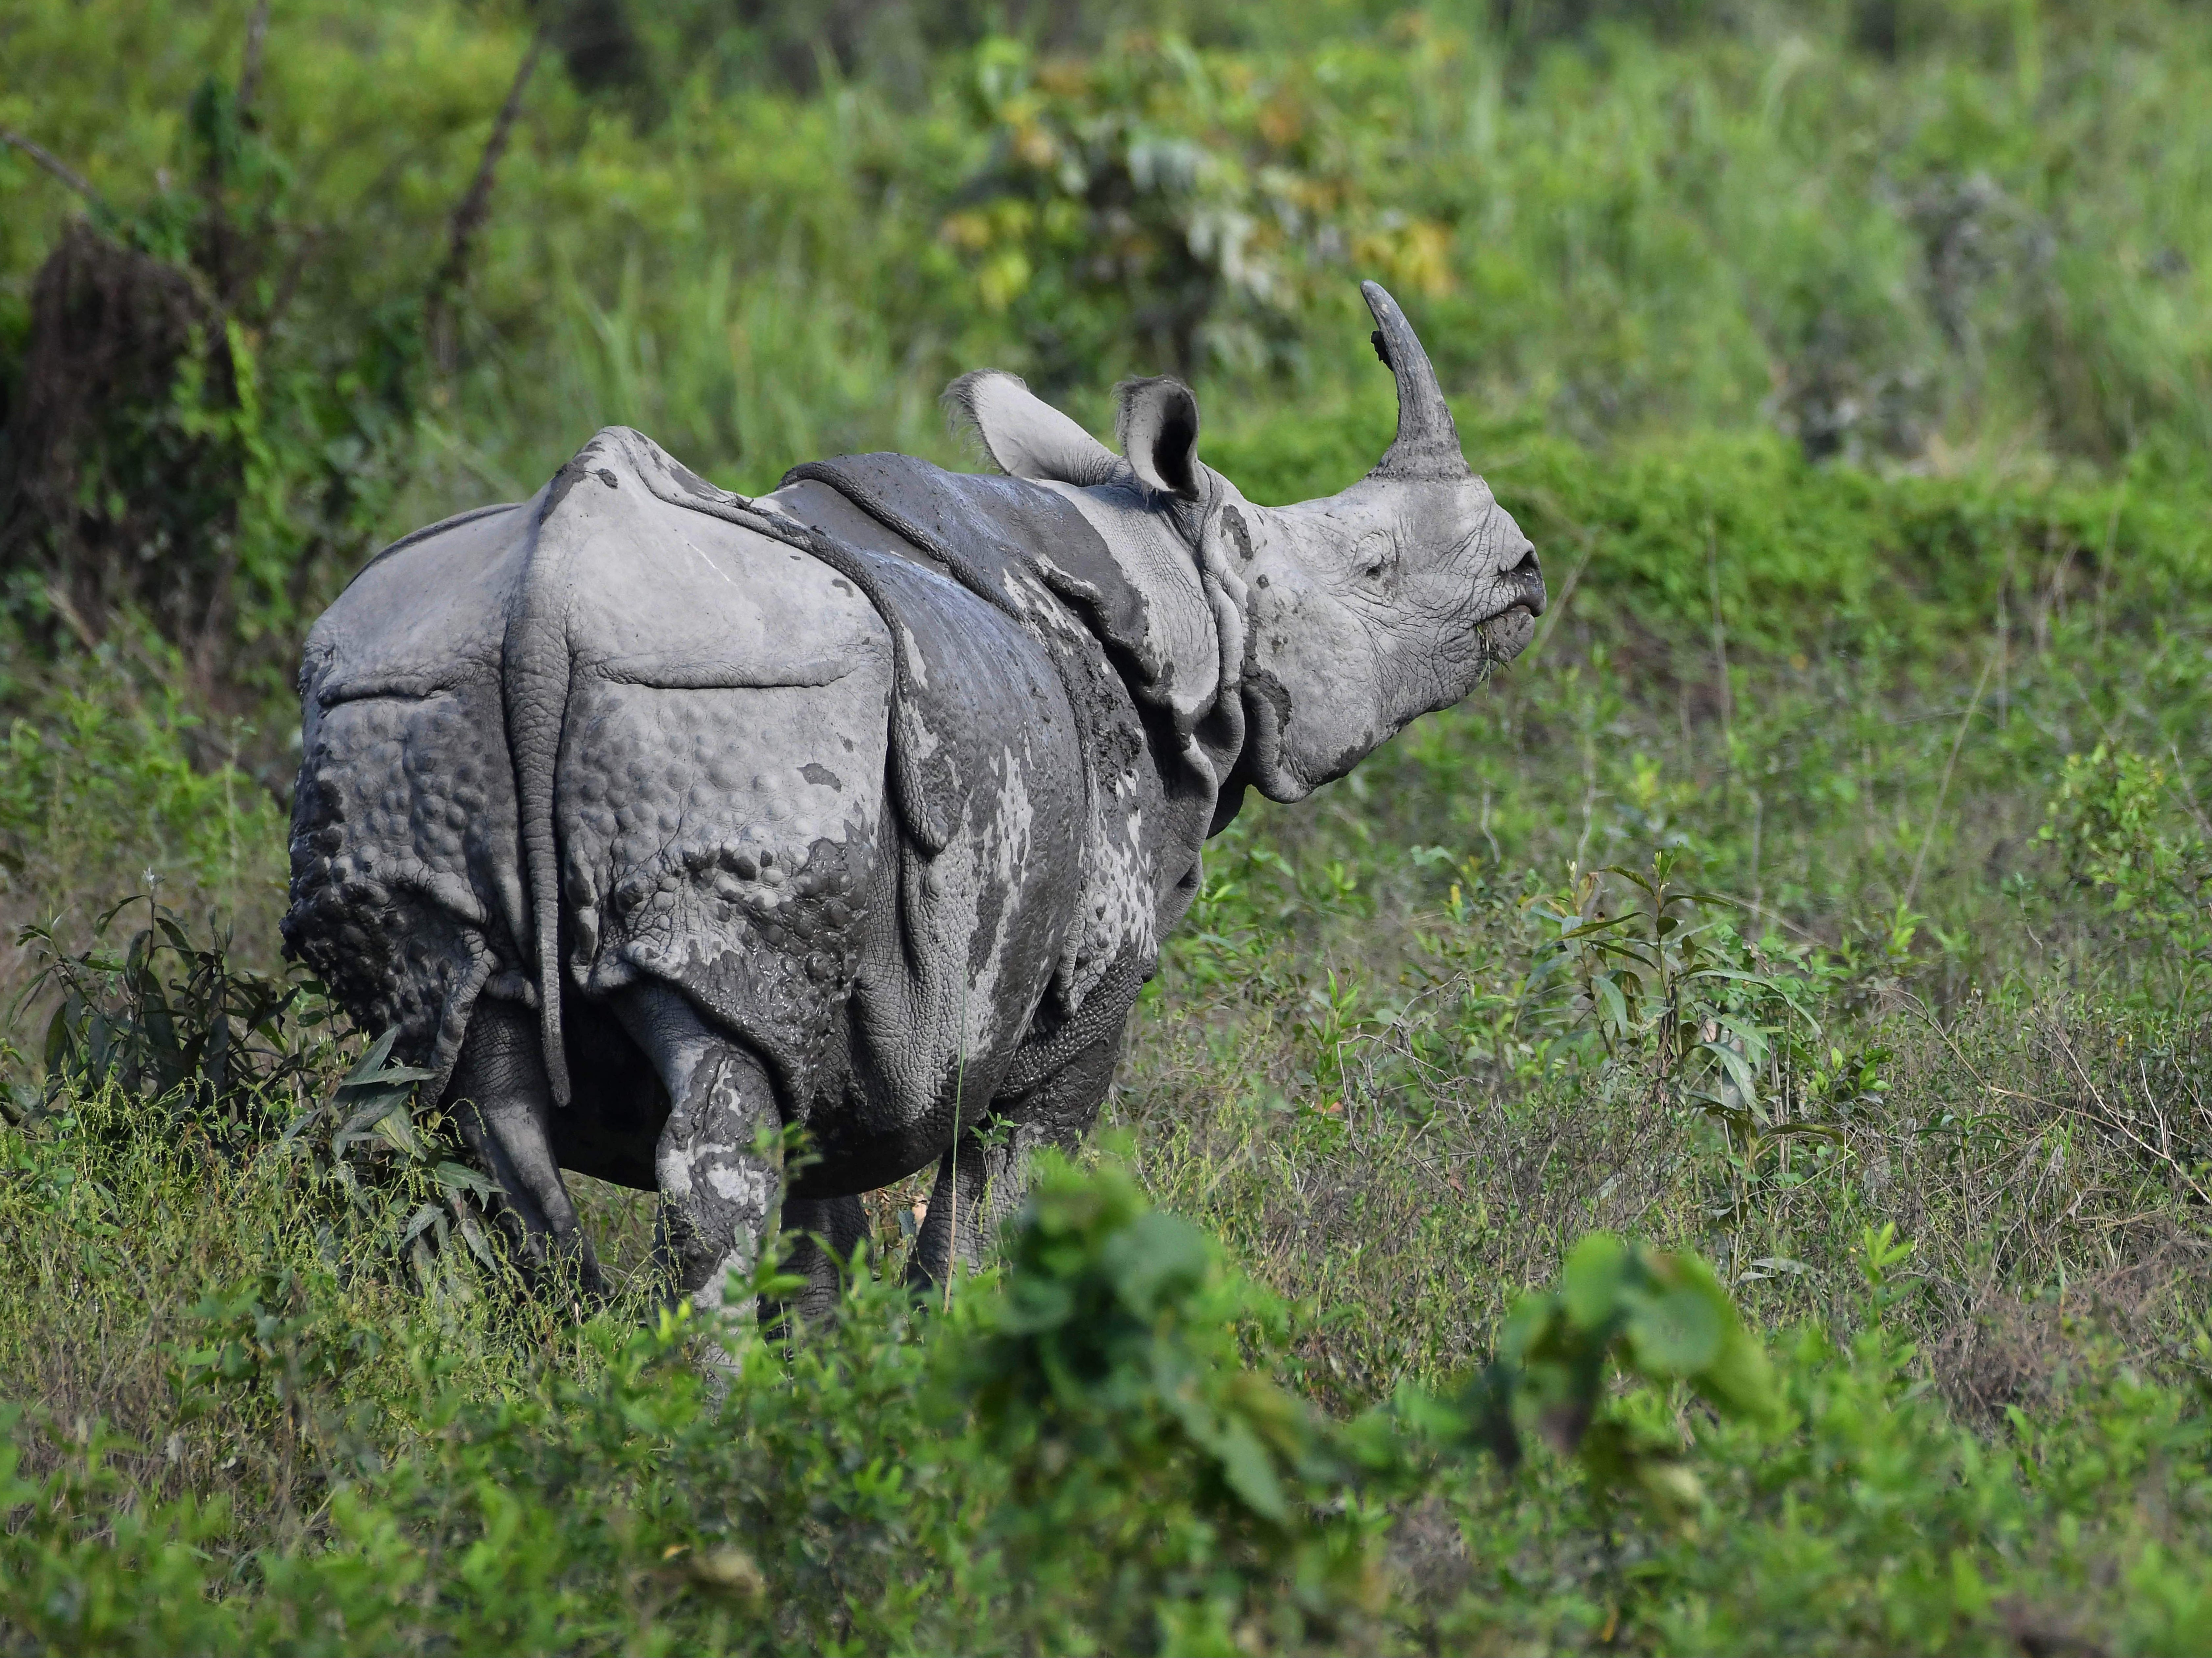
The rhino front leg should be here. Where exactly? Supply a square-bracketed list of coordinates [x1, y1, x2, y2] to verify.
[905, 1120, 1042, 1291]
[905, 1033, 1120, 1290]
[615, 986, 782, 1317]
[444, 997, 606, 1299]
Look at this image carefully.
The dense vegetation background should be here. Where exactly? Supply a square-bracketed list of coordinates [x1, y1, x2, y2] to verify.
[4, 0, 2212, 1649]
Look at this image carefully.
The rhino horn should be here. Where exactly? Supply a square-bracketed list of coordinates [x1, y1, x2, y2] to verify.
[1361, 280, 1471, 483]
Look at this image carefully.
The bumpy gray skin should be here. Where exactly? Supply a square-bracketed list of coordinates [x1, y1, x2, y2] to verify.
[282, 282, 1545, 1320]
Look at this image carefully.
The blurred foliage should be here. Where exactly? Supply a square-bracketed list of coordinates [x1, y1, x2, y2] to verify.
[0, 1084, 2207, 1650]
[5, 0, 2211, 671]
[960, 1157, 1383, 1651]
[935, 31, 1460, 385]
[1427, 1228, 1778, 1520]
[1, 60, 422, 689]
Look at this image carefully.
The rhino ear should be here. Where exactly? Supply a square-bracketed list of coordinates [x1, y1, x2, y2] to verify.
[944, 370, 1119, 485]
[1114, 376, 1202, 501]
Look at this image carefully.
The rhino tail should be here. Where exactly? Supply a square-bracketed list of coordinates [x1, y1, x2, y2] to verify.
[499, 457, 592, 1106]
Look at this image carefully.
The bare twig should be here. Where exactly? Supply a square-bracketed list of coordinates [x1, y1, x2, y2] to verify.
[1711, 890, 1823, 945]
[1, 130, 111, 217]
[1895, 991, 2076, 1127]
[1748, 786, 1764, 915]
[1707, 518, 1734, 794]
[1903, 649, 1997, 913]
[425, 24, 549, 361]
[236, 0, 271, 122]
[2165, 740, 2212, 841]
[41, 583, 100, 652]
[2043, 1013, 2212, 1209]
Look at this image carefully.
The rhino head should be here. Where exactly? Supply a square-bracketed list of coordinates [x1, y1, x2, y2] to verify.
[952, 280, 1544, 805]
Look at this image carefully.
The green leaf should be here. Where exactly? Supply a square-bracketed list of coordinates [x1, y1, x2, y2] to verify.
[1704, 1038, 1759, 1095]
[332, 1089, 408, 1149]
[1561, 1233, 1629, 1331]
[1688, 967, 1784, 987]
[1627, 1285, 1724, 1375]
[1563, 913, 1637, 940]
[998, 1278, 1076, 1335]
[432, 1161, 497, 1201]
[456, 1213, 499, 1269]
[1210, 1416, 1289, 1524]
[1098, 1210, 1210, 1318]
[1696, 1326, 1780, 1421]
[372, 1110, 424, 1158]
[1591, 973, 1630, 1033]
[339, 1027, 400, 1089]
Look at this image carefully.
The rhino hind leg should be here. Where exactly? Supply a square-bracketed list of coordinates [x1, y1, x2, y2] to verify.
[444, 997, 607, 1300]
[615, 985, 783, 1317]
[775, 1194, 872, 1329]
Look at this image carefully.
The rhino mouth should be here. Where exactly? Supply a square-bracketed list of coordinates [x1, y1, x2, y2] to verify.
[1475, 602, 1540, 664]
[1473, 557, 1546, 663]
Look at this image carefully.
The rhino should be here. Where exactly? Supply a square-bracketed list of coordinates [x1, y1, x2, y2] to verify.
[282, 281, 1543, 1316]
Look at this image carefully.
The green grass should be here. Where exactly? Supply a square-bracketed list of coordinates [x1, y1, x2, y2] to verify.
[6, 1, 2212, 1651]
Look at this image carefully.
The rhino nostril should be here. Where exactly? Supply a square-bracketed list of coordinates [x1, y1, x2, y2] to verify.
[1503, 543, 1546, 614]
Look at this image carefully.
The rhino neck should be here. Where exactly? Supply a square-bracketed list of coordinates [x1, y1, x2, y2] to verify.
[1036, 477, 1223, 741]
[1205, 492, 1404, 807]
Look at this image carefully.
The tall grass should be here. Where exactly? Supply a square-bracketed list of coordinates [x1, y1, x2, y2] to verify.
[13, 3, 2212, 510]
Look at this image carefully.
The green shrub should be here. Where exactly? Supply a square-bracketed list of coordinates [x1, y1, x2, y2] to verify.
[6, 1112, 2206, 1654]
[9, 895, 314, 1130]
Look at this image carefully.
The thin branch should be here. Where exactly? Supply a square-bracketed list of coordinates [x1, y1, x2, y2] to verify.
[1903, 648, 1997, 912]
[1716, 891, 1824, 945]
[1707, 517, 1734, 785]
[1895, 989, 1992, 1093]
[1, 130, 111, 217]
[2044, 1013, 2212, 1209]
[2165, 740, 2212, 841]
[237, 0, 272, 122]
[425, 24, 548, 339]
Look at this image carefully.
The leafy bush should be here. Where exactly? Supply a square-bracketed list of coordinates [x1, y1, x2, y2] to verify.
[1450, 1230, 1777, 1509]
[936, 32, 1459, 387]
[2040, 743, 2210, 936]
[959, 1158, 1380, 1653]
[5, 1107, 2206, 1653]
[9, 895, 313, 1130]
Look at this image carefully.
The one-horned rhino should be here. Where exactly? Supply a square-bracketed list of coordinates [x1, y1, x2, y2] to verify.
[282, 281, 1544, 1315]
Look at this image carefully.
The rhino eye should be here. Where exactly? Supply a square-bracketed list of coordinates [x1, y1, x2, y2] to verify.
[1351, 531, 1396, 582]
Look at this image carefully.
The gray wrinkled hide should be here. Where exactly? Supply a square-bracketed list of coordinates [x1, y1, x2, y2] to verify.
[282, 282, 1545, 1318]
